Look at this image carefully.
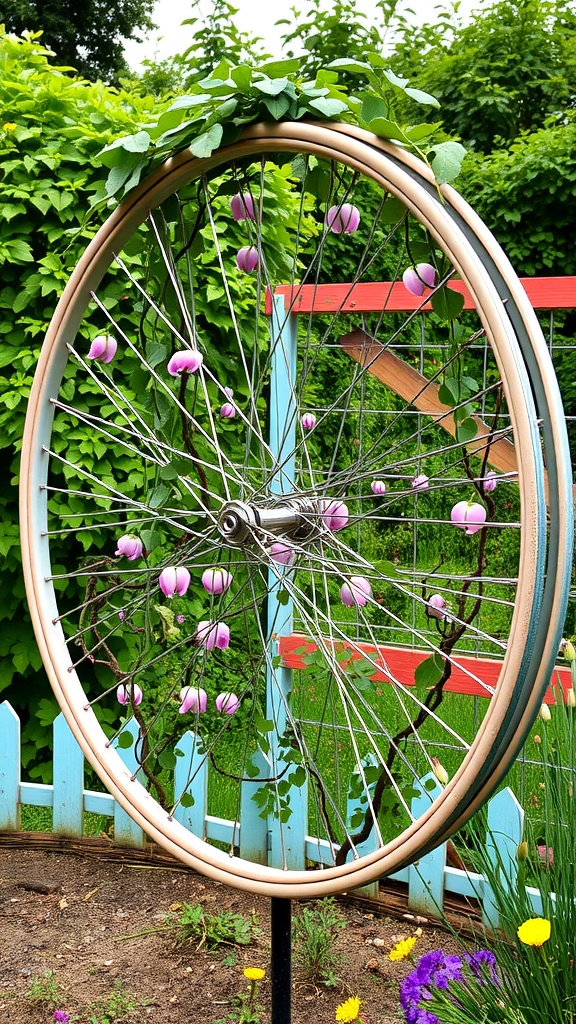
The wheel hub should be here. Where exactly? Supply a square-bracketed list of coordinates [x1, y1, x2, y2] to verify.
[218, 497, 318, 546]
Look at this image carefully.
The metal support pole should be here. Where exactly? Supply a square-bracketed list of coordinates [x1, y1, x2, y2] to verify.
[271, 897, 292, 1024]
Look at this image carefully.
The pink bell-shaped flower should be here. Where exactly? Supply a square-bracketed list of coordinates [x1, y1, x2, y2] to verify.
[236, 246, 259, 273]
[270, 541, 295, 566]
[231, 193, 256, 221]
[116, 683, 143, 706]
[402, 263, 437, 296]
[115, 535, 143, 561]
[341, 575, 372, 607]
[412, 473, 429, 491]
[201, 567, 233, 595]
[321, 499, 349, 532]
[451, 500, 487, 535]
[427, 594, 448, 620]
[326, 203, 360, 234]
[301, 412, 316, 430]
[195, 620, 230, 650]
[179, 686, 207, 714]
[370, 480, 386, 495]
[216, 691, 240, 714]
[482, 470, 497, 493]
[220, 401, 235, 418]
[87, 334, 117, 363]
[159, 566, 191, 598]
[167, 349, 203, 376]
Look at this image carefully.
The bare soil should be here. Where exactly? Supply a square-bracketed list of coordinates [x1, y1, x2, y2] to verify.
[0, 838, 464, 1024]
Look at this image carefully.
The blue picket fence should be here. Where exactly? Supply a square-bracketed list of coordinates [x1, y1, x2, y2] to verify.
[0, 699, 549, 928]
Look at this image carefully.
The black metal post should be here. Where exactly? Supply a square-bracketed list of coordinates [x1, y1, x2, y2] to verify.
[271, 897, 291, 1024]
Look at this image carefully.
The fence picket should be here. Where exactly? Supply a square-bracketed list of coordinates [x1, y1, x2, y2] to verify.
[173, 730, 208, 838]
[408, 774, 447, 916]
[0, 701, 20, 830]
[0, 699, 562, 923]
[112, 718, 145, 849]
[53, 713, 84, 836]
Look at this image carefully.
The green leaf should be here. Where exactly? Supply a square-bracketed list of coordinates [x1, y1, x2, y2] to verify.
[429, 141, 467, 185]
[263, 95, 291, 120]
[456, 417, 479, 443]
[259, 58, 301, 77]
[327, 58, 372, 74]
[431, 286, 465, 321]
[253, 75, 290, 97]
[189, 123, 224, 159]
[123, 130, 151, 153]
[231, 65, 252, 91]
[117, 732, 134, 749]
[414, 653, 445, 690]
[364, 117, 408, 142]
[309, 96, 349, 117]
[180, 792, 194, 808]
[276, 589, 290, 606]
[404, 87, 440, 108]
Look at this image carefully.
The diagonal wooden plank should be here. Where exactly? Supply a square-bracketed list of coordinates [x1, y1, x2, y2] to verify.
[340, 328, 519, 478]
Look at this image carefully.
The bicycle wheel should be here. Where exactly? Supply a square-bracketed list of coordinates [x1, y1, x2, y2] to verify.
[20, 122, 572, 897]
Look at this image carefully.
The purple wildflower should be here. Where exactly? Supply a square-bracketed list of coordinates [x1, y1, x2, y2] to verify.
[326, 202, 360, 234]
[53, 1013, 70, 1023]
[87, 334, 117, 363]
[116, 683, 143, 707]
[301, 412, 316, 430]
[451, 500, 487, 535]
[236, 245, 259, 273]
[195, 620, 230, 651]
[115, 534, 143, 561]
[167, 349, 203, 376]
[231, 193, 256, 221]
[216, 691, 240, 714]
[159, 566, 191, 598]
[179, 686, 207, 714]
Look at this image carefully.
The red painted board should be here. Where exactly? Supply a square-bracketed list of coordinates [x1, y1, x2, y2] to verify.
[278, 634, 572, 704]
[264, 277, 576, 315]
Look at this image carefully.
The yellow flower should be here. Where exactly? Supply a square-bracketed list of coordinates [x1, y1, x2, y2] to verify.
[335, 995, 362, 1022]
[2, 122, 16, 132]
[389, 935, 418, 961]
[517, 917, 551, 947]
[243, 967, 265, 981]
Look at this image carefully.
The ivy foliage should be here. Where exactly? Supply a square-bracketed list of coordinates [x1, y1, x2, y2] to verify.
[0, 30, 162, 775]
[96, 51, 466, 206]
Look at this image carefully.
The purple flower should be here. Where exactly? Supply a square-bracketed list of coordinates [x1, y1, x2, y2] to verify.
[326, 202, 360, 234]
[116, 683, 143, 706]
[220, 401, 235, 418]
[115, 534, 143, 561]
[87, 334, 117, 363]
[236, 245, 259, 273]
[463, 949, 501, 987]
[482, 469, 497, 492]
[176, 614, 185, 623]
[216, 691, 240, 714]
[370, 479, 386, 495]
[195, 620, 230, 650]
[159, 566, 191, 597]
[53, 1013, 70, 1023]
[179, 686, 207, 714]
[427, 594, 447, 620]
[269, 541, 295, 566]
[301, 412, 316, 430]
[118, 610, 125, 621]
[402, 263, 437, 296]
[231, 192, 256, 221]
[321, 499, 349, 532]
[167, 349, 203, 376]
[341, 575, 372, 607]
[451, 500, 487, 535]
[201, 567, 233, 595]
[412, 473, 429, 491]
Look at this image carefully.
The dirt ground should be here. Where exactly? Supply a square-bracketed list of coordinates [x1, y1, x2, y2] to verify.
[0, 838, 465, 1024]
